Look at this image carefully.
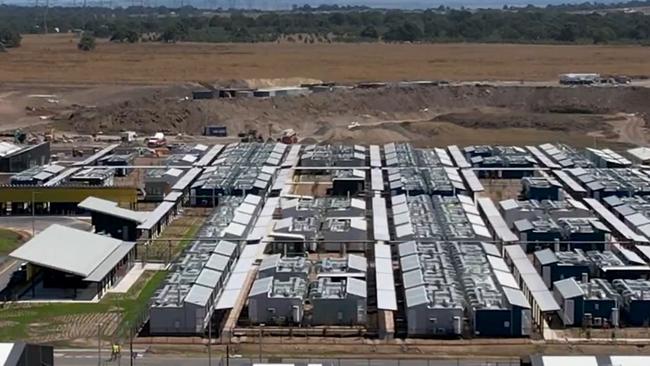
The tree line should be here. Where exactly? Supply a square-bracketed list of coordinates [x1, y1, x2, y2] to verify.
[2, 3, 650, 48]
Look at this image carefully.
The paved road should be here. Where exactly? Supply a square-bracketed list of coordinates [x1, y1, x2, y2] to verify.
[0, 216, 90, 234]
[54, 351, 520, 366]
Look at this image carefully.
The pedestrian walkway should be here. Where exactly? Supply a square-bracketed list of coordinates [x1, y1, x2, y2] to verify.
[107, 263, 167, 294]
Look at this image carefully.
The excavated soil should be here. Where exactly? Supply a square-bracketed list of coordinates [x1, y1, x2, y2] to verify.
[51, 85, 650, 147]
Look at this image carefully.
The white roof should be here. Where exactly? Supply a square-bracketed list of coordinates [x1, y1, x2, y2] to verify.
[138, 201, 176, 230]
[0, 343, 15, 365]
[0, 141, 22, 157]
[540, 356, 597, 366]
[609, 356, 650, 366]
[165, 168, 184, 177]
[628, 147, 650, 162]
[502, 287, 530, 309]
[79, 196, 149, 223]
[10, 224, 133, 280]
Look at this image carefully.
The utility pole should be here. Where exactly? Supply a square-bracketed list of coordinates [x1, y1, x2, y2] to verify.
[31, 191, 36, 236]
[43, 0, 49, 34]
[258, 323, 264, 362]
[97, 323, 102, 366]
[129, 329, 134, 366]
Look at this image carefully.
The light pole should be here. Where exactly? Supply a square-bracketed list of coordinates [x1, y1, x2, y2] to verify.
[258, 323, 265, 362]
[31, 191, 36, 236]
[207, 316, 212, 366]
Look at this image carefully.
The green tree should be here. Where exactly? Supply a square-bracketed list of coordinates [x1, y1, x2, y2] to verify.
[556, 23, 576, 42]
[360, 25, 379, 39]
[592, 27, 615, 44]
[160, 26, 179, 43]
[383, 21, 423, 42]
[78, 33, 96, 51]
[0, 28, 21, 48]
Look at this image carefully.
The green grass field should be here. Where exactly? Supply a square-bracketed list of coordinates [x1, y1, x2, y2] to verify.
[0, 218, 203, 344]
[0, 228, 23, 255]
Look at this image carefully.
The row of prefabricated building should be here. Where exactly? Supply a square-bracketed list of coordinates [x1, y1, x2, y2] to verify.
[9, 141, 650, 338]
[143, 142, 650, 337]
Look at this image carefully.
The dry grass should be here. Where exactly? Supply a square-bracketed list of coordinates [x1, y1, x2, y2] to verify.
[3, 34, 650, 84]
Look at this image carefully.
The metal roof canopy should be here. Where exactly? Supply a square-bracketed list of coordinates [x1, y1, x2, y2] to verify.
[171, 167, 203, 191]
[371, 168, 384, 192]
[372, 197, 390, 241]
[10, 224, 134, 282]
[72, 143, 120, 167]
[369, 145, 382, 168]
[504, 244, 560, 312]
[216, 243, 265, 309]
[185, 283, 213, 306]
[194, 144, 224, 167]
[79, 196, 149, 223]
[448, 145, 471, 168]
[554, 278, 584, 299]
[584, 198, 648, 242]
[553, 170, 587, 193]
[636, 245, 650, 262]
[164, 191, 184, 202]
[478, 197, 518, 242]
[537, 356, 598, 366]
[137, 201, 176, 230]
[43, 167, 81, 186]
[502, 286, 531, 309]
[461, 169, 484, 192]
[534, 248, 559, 266]
[526, 146, 560, 169]
[375, 243, 397, 310]
[613, 244, 646, 265]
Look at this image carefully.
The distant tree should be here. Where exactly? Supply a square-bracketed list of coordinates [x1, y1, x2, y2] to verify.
[383, 21, 423, 42]
[160, 26, 179, 43]
[360, 25, 379, 39]
[78, 33, 96, 51]
[556, 23, 576, 42]
[0, 28, 21, 48]
[592, 27, 616, 44]
[110, 28, 139, 43]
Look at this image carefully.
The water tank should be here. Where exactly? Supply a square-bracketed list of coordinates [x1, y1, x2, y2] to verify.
[292, 305, 303, 323]
[453, 316, 462, 335]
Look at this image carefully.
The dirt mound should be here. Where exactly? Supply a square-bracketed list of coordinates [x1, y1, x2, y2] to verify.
[431, 107, 610, 132]
[55, 85, 650, 146]
[213, 78, 323, 89]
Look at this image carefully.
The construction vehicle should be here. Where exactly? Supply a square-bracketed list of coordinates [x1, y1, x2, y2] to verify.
[121, 131, 137, 143]
[14, 129, 27, 144]
[347, 121, 361, 130]
[279, 128, 298, 144]
[238, 129, 263, 143]
[146, 132, 166, 148]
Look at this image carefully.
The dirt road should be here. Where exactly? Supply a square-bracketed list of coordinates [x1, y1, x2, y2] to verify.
[612, 113, 649, 146]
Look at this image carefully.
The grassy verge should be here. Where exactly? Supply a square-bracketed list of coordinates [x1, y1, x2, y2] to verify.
[0, 217, 204, 343]
[0, 228, 23, 255]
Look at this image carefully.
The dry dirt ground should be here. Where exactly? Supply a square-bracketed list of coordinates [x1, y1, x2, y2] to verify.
[46, 84, 650, 147]
[3, 34, 650, 83]
[2, 34, 650, 147]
